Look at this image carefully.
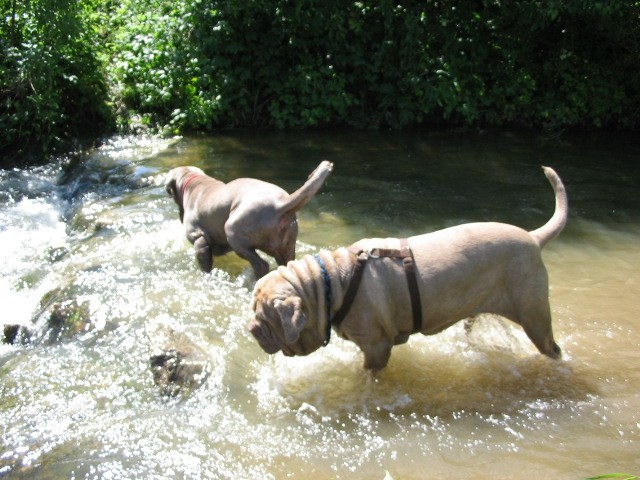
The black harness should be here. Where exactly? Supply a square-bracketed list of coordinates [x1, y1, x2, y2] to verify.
[314, 238, 423, 346]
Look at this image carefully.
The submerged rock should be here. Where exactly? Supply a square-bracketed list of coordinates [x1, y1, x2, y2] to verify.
[149, 327, 210, 397]
[48, 299, 91, 335]
[31, 282, 93, 343]
[4, 293, 91, 346]
[2, 325, 31, 344]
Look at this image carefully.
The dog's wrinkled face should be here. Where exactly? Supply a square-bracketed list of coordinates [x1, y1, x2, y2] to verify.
[249, 271, 324, 357]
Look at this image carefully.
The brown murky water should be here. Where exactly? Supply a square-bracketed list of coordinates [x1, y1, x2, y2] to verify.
[1, 131, 638, 479]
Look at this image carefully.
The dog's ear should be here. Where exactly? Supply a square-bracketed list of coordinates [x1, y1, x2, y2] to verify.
[165, 175, 178, 200]
[273, 297, 306, 344]
[164, 173, 185, 222]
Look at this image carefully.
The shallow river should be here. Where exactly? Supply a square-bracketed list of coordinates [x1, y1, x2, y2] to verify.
[1, 131, 639, 479]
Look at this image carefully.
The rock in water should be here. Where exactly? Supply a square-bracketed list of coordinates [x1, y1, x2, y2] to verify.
[149, 326, 210, 397]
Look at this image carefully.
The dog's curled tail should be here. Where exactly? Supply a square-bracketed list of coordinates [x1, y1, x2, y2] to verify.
[276, 160, 334, 214]
[530, 166, 568, 248]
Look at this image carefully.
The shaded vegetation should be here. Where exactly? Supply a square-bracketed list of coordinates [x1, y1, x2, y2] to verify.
[2, 0, 640, 163]
[1, 0, 113, 162]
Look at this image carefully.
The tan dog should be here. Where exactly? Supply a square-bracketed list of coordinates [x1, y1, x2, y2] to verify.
[249, 167, 567, 370]
[166, 161, 333, 278]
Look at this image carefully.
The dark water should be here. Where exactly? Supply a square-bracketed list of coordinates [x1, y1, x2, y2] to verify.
[1, 131, 639, 479]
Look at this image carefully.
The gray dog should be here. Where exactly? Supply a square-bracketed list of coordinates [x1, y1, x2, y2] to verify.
[165, 161, 333, 278]
[249, 167, 567, 370]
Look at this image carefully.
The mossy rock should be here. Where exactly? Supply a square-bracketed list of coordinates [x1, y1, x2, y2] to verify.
[48, 300, 91, 335]
[2, 325, 32, 345]
[149, 327, 210, 397]
[31, 283, 93, 343]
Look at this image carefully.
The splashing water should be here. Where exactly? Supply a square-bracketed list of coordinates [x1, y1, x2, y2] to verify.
[1, 132, 639, 479]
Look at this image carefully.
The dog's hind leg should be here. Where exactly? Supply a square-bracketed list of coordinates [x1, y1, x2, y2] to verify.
[225, 214, 271, 278]
[227, 238, 270, 279]
[516, 298, 562, 359]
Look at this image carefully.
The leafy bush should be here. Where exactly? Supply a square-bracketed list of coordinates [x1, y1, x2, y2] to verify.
[103, 0, 220, 134]
[0, 0, 113, 163]
[2, 0, 639, 164]
[182, 0, 640, 130]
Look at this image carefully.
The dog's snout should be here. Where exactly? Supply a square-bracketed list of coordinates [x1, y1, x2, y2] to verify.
[248, 319, 281, 354]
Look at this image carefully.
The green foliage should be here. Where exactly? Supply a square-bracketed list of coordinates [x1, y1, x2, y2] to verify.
[2, 0, 639, 163]
[114, 0, 639, 131]
[0, 0, 113, 163]
[103, 0, 219, 134]
[586, 475, 639, 480]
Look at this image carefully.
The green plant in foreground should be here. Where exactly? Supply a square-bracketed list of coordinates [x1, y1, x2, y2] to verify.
[383, 472, 640, 480]
[587, 475, 639, 480]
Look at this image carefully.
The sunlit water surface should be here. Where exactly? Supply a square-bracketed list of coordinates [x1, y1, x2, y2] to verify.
[1, 132, 639, 479]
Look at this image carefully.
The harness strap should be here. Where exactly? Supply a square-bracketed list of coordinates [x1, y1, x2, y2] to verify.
[399, 238, 423, 334]
[330, 239, 423, 334]
[331, 247, 368, 327]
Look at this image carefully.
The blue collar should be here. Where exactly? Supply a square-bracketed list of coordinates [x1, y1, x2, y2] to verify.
[313, 254, 333, 346]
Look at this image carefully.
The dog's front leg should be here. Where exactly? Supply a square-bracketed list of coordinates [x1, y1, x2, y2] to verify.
[193, 236, 213, 273]
[360, 338, 393, 371]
